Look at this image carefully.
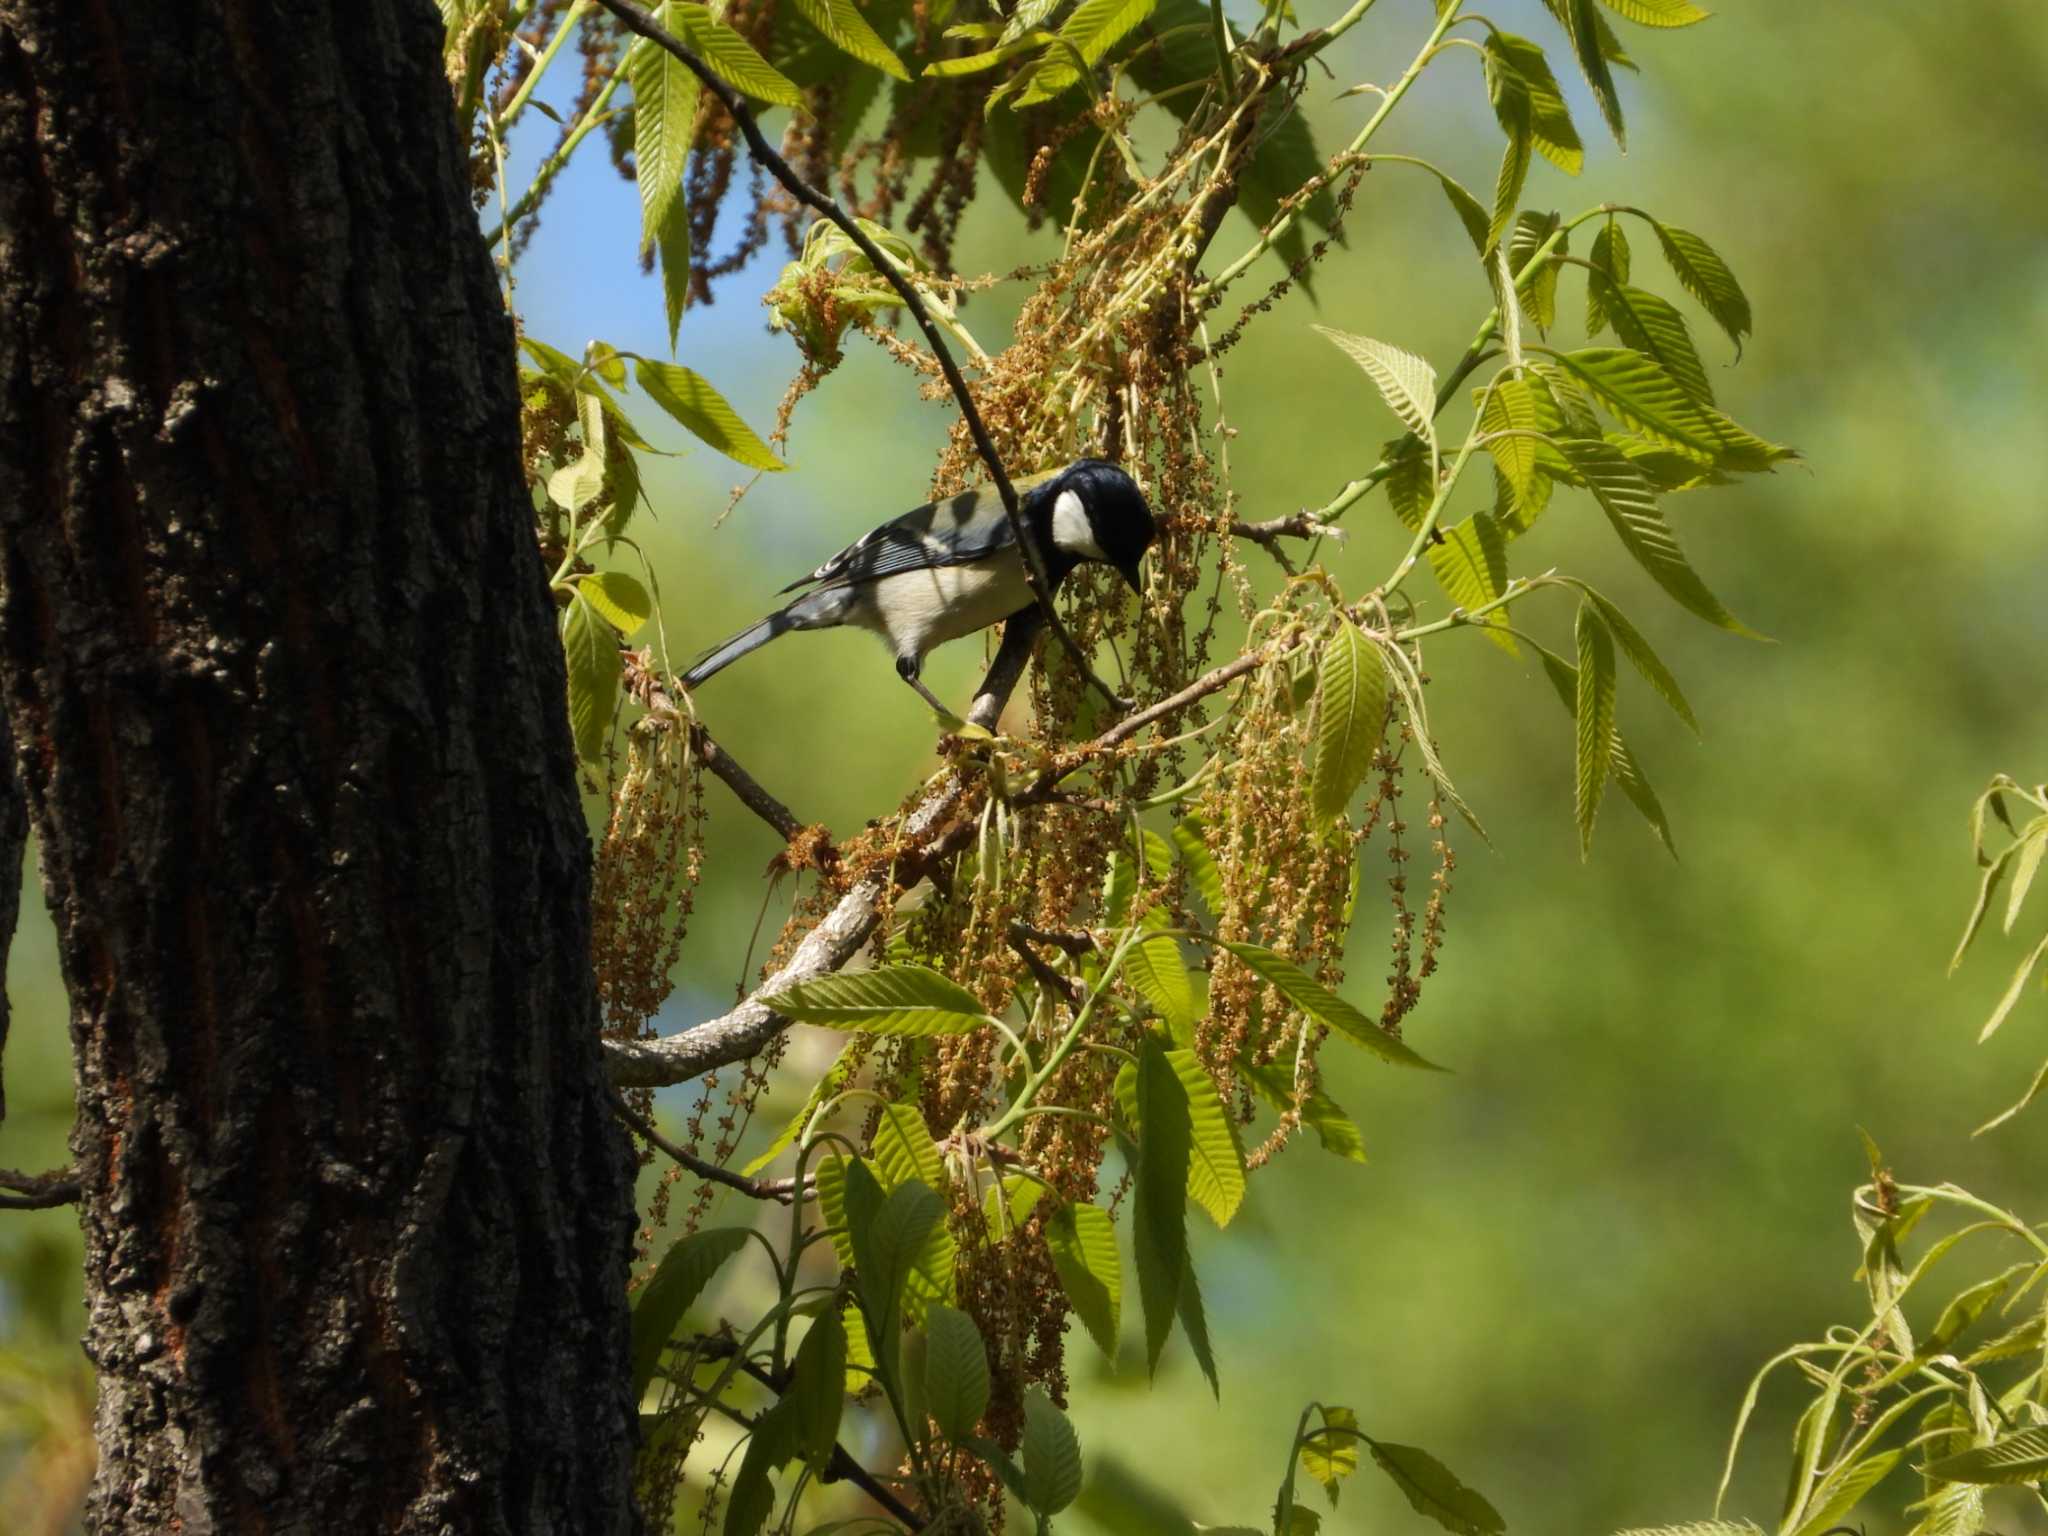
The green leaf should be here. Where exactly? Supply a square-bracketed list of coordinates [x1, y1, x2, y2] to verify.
[628, 6, 698, 251]
[1125, 917, 1198, 1041]
[858, 1178, 946, 1378]
[1612, 1525, 1762, 1536]
[790, 1308, 846, 1473]
[2004, 818, 2048, 931]
[1488, 34, 1582, 174]
[631, 1227, 750, 1398]
[655, 181, 691, 352]
[1384, 435, 1432, 531]
[1599, 281, 1714, 405]
[1046, 1201, 1121, 1362]
[1488, 123, 1532, 256]
[1428, 513, 1516, 656]
[1574, 600, 1617, 857]
[921, 32, 1054, 76]
[1175, 1252, 1219, 1397]
[1586, 220, 1631, 335]
[548, 451, 606, 514]
[1552, 435, 1753, 633]
[562, 594, 621, 762]
[1976, 932, 2048, 1044]
[1368, 1441, 1507, 1536]
[1548, 346, 1724, 460]
[1651, 220, 1752, 350]
[980, 1173, 1044, 1241]
[1611, 731, 1677, 856]
[724, 1396, 796, 1536]
[1314, 329, 1439, 451]
[579, 570, 653, 638]
[760, 964, 991, 1035]
[1012, 0, 1159, 104]
[1600, 0, 1710, 24]
[634, 357, 786, 472]
[1787, 1447, 1903, 1533]
[743, 1040, 857, 1175]
[1171, 816, 1226, 915]
[1242, 1061, 1367, 1163]
[871, 1100, 945, 1191]
[1951, 837, 2021, 973]
[1221, 942, 1445, 1070]
[1131, 1041, 1191, 1374]
[1021, 1387, 1084, 1516]
[675, 2, 803, 104]
[788, 0, 910, 79]
[1301, 1405, 1361, 1501]
[923, 1303, 990, 1444]
[1157, 1049, 1245, 1226]
[1556, 0, 1626, 147]
[1564, 584, 1695, 732]
[840, 1299, 876, 1396]
[1311, 618, 1390, 821]
[1508, 211, 1566, 330]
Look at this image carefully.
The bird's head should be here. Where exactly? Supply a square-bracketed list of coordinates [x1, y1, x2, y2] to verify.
[1041, 458, 1156, 594]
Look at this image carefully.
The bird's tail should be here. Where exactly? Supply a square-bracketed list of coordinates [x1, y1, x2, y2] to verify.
[681, 610, 792, 688]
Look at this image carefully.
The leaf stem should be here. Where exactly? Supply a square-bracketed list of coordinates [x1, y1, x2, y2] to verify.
[479, 53, 629, 247]
[499, 0, 590, 132]
[985, 927, 1146, 1139]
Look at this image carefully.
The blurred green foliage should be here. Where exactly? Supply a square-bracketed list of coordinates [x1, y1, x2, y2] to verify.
[6, 2, 2045, 1531]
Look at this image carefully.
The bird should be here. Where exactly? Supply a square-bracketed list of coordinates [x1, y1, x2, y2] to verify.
[681, 458, 1156, 714]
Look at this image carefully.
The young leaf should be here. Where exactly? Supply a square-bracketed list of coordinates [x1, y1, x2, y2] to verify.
[1045, 1202, 1121, 1362]
[1021, 1388, 1084, 1516]
[1171, 816, 1226, 915]
[1160, 1049, 1245, 1227]
[1611, 731, 1678, 857]
[634, 357, 786, 472]
[675, 2, 802, 105]
[1487, 34, 1583, 174]
[1175, 1252, 1219, 1396]
[1651, 220, 1753, 350]
[628, 6, 698, 251]
[1220, 942, 1445, 1070]
[1485, 377, 1541, 512]
[1314, 329, 1439, 451]
[1565, 585, 1697, 731]
[1600, 0, 1710, 24]
[1612, 1526, 1761, 1536]
[1368, 1441, 1507, 1536]
[1600, 282, 1715, 405]
[1586, 220, 1631, 335]
[655, 181, 691, 352]
[1574, 600, 1617, 857]
[1786, 1447, 1903, 1534]
[1488, 123, 1532, 256]
[790, 1308, 846, 1473]
[760, 964, 991, 1035]
[1241, 1061, 1368, 1163]
[788, 0, 910, 79]
[579, 570, 653, 638]
[723, 1396, 796, 1536]
[2005, 820, 2048, 930]
[1556, 0, 1626, 147]
[1301, 1405, 1362, 1501]
[1508, 211, 1566, 328]
[562, 593, 621, 762]
[1311, 618, 1390, 821]
[1976, 933, 2048, 1045]
[1428, 513, 1516, 655]
[630, 1227, 751, 1398]
[980, 1174, 1045, 1240]
[871, 1100, 945, 1191]
[859, 1178, 946, 1376]
[1125, 918, 1198, 1041]
[923, 1303, 991, 1444]
[1548, 347, 1723, 460]
[548, 451, 606, 514]
[1552, 435, 1755, 633]
[1131, 1042, 1191, 1374]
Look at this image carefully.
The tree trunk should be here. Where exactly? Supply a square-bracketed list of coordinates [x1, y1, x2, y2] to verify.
[0, 2, 640, 1530]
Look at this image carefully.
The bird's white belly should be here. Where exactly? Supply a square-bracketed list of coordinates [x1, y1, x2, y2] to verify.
[858, 555, 1033, 662]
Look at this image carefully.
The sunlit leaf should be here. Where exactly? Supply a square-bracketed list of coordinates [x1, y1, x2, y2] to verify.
[761, 965, 990, 1035]
[1171, 815, 1226, 915]
[1786, 1447, 1902, 1534]
[923, 1303, 991, 1444]
[1045, 1202, 1121, 1362]
[579, 570, 652, 638]
[634, 357, 786, 472]
[1975, 932, 2048, 1044]
[871, 1100, 944, 1191]
[1508, 211, 1566, 328]
[1131, 1041, 1191, 1374]
[1586, 219, 1631, 336]
[1369, 1440, 1506, 1535]
[1600, 0, 1710, 24]
[1600, 282, 1715, 405]
[1220, 942, 1445, 1070]
[1651, 220, 1753, 350]
[628, 7, 697, 251]
[1241, 1061, 1367, 1163]
[1428, 512, 1516, 655]
[789, 0, 910, 79]
[675, 2, 802, 104]
[1488, 34, 1582, 174]
[1566, 582, 1698, 731]
[1575, 600, 1617, 856]
[1554, 0, 1626, 146]
[562, 593, 621, 762]
[1315, 329, 1439, 450]
[1301, 1405, 1361, 1501]
[1311, 618, 1391, 821]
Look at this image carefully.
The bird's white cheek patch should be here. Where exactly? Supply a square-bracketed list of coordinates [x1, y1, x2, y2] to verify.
[1050, 489, 1107, 561]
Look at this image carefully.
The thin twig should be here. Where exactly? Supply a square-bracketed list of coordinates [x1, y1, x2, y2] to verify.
[611, 1094, 807, 1204]
[586, 0, 1128, 711]
[0, 1165, 80, 1211]
[1007, 923, 1087, 1012]
[686, 721, 807, 847]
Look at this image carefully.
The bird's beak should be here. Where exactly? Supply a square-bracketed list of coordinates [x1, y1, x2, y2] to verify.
[1116, 558, 1145, 595]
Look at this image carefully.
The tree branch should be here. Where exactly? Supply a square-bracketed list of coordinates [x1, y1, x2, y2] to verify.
[687, 722, 807, 848]
[587, 0, 1128, 710]
[610, 1094, 806, 1204]
[0, 1165, 80, 1211]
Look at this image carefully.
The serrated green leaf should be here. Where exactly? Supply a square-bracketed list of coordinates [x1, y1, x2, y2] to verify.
[562, 594, 621, 762]
[871, 1100, 945, 1191]
[548, 450, 606, 513]
[1977, 932, 2048, 1044]
[790, 1308, 846, 1472]
[922, 32, 1053, 76]
[788, 0, 909, 78]
[1950, 838, 2021, 973]
[579, 570, 653, 638]
[1787, 1447, 1902, 1533]
[1601, 0, 1710, 24]
[1489, 34, 1583, 174]
[634, 357, 785, 472]
[1154, 1049, 1244, 1226]
[1316, 329, 1439, 450]
[629, 7, 698, 250]
[1311, 618, 1391, 821]
[1509, 211, 1565, 329]
[1045, 1202, 1121, 1362]
[858, 1178, 945, 1380]
[1176, 1253, 1219, 1396]
[1549, 346, 1724, 460]
[1564, 584, 1695, 731]
[923, 1303, 990, 1444]
[724, 1395, 796, 1536]
[1651, 220, 1752, 350]
[761, 964, 991, 1035]
[2004, 820, 2048, 931]
[1600, 282, 1715, 406]
[1220, 941, 1444, 1069]
[631, 1227, 750, 1398]
[1574, 600, 1617, 856]
[1489, 123, 1532, 256]
[1385, 436, 1432, 531]
[1556, 0, 1626, 146]
[981, 1174, 1044, 1240]
[1428, 513, 1516, 655]
[1612, 1525, 1762, 1536]
[1012, 0, 1158, 104]
[675, 2, 802, 104]
[1171, 816, 1226, 915]
[1587, 220, 1631, 335]
[655, 182, 691, 352]
[1369, 1441, 1506, 1536]
[1242, 1061, 1367, 1163]
[1125, 917, 1198, 1042]
[1131, 1041, 1190, 1374]
[1021, 1388, 1084, 1515]
[1553, 435, 1754, 632]
[1301, 1405, 1361, 1501]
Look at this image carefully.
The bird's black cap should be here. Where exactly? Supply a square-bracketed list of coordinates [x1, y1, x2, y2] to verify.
[1056, 458, 1155, 593]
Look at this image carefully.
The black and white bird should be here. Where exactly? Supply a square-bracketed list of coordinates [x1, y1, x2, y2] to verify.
[681, 458, 1155, 713]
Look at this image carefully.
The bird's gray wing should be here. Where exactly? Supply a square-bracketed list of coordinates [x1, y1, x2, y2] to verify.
[778, 474, 1054, 594]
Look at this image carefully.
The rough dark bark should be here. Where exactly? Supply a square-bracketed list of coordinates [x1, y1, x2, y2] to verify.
[0, 708, 25, 1125]
[0, 2, 640, 1531]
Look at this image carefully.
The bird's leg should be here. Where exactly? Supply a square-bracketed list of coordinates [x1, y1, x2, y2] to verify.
[896, 656, 955, 717]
